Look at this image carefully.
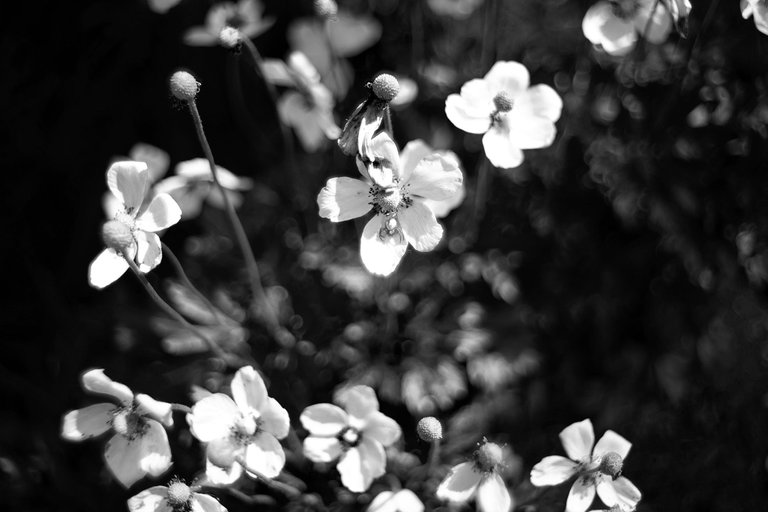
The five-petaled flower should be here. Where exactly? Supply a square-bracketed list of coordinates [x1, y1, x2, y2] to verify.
[61, 369, 173, 488]
[530, 419, 642, 512]
[300, 385, 402, 492]
[445, 61, 562, 169]
[128, 480, 228, 512]
[436, 440, 513, 512]
[89, 161, 182, 289]
[187, 366, 290, 484]
[742, 0, 768, 35]
[184, 0, 274, 46]
[317, 132, 463, 276]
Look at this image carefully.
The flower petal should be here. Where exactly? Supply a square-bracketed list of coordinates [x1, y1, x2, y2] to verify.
[559, 419, 595, 462]
[135, 394, 173, 427]
[183, 27, 218, 46]
[358, 435, 387, 479]
[399, 140, 434, 181]
[436, 462, 482, 502]
[135, 231, 163, 273]
[107, 161, 149, 213]
[530, 455, 579, 486]
[243, 432, 286, 478]
[127, 486, 171, 512]
[593, 430, 632, 460]
[337, 437, 385, 492]
[565, 478, 596, 512]
[192, 493, 228, 512]
[260, 397, 290, 439]
[363, 132, 401, 185]
[135, 194, 181, 232]
[611, 476, 642, 510]
[327, 11, 382, 57]
[300, 404, 349, 436]
[188, 394, 239, 442]
[303, 436, 343, 463]
[406, 154, 463, 202]
[61, 403, 115, 441]
[504, 112, 558, 150]
[518, 85, 563, 123]
[477, 472, 512, 512]
[130, 143, 170, 183]
[484, 61, 530, 99]
[138, 420, 172, 477]
[582, 2, 637, 56]
[231, 365, 268, 414]
[596, 478, 618, 508]
[205, 456, 243, 485]
[362, 411, 401, 447]
[445, 89, 493, 134]
[360, 215, 408, 276]
[82, 369, 134, 404]
[399, 200, 443, 252]
[317, 177, 373, 222]
[335, 385, 379, 422]
[482, 126, 524, 169]
[104, 434, 146, 488]
[88, 249, 130, 289]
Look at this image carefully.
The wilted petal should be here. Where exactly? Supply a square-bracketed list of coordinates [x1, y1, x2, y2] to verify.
[127, 486, 171, 512]
[477, 472, 512, 512]
[399, 200, 443, 252]
[436, 462, 482, 502]
[482, 126, 524, 169]
[317, 177, 372, 222]
[612, 477, 642, 510]
[138, 421, 172, 477]
[360, 215, 408, 276]
[192, 493, 228, 512]
[243, 433, 286, 478]
[135, 394, 173, 427]
[530, 455, 579, 486]
[484, 61, 530, 99]
[136, 194, 181, 232]
[231, 365, 268, 414]
[445, 92, 492, 134]
[107, 161, 149, 213]
[88, 249, 130, 289]
[104, 434, 146, 488]
[135, 231, 163, 273]
[260, 397, 290, 439]
[582, 2, 637, 56]
[363, 132, 401, 184]
[593, 430, 632, 460]
[335, 385, 379, 422]
[82, 369, 134, 404]
[300, 404, 348, 436]
[188, 394, 239, 442]
[303, 436, 343, 463]
[560, 419, 595, 461]
[566, 478, 596, 512]
[61, 403, 115, 441]
[362, 411, 401, 447]
[406, 155, 463, 202]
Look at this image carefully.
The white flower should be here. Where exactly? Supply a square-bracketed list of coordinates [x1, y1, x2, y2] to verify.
[128, 482, 227, 512]
[187, 366, 290, 484]
[104, 143, 170, 219]
[264, 52, 341, 152]
[581, 0, 685, 56]
[89, 161, 182, 289]
[367, 489, 424, 512]
[317, 133, 463, 276]
[445, 61, 562, 169]
[61, 369, 173, 488]
[530, 419, 642, 512]
[436, 441, 512, 512]
[300, 385, 402, 492]
[427, 0, 485, 19]
[154, 159, 253, 220]
[742, 0, 768, 35]
[184, 0, 274, 46]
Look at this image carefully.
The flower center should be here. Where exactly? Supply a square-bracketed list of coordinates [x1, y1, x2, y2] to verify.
[609, 0, 639, 19]
[493, 92, 514, 113]
[337, 426, 361, 448]
[102, 220, 134, 253]
[231, 413, 261, 445]
[598, 451, 624, 480]
[111, 407, 148, 440]
[475, 441, 504, 473]
[166, 481, 192, 510]
[370, 182, 412, 216]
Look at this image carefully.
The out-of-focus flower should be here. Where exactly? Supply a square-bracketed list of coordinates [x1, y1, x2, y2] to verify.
[445, 61, 562, 169]
[187, 366, 290, 484]
[154, 159, 253, 220]
[367, 489, 424, 512]
[317, 132, 463, 276]
[390, 75, 419, 109]
[401, 358, 467, 415]
[184, 0, 274, 46]
[128, 481, 227, 512]
[436, 440, 513, 512]
[530, 419, 642, 512]
[582, 0, 688, 56]
[300, 385, 401, 492]
[147, 0, 182, 14]
[61, 369, 173, 488]
[264, 52, 341, 152]
[89, 161, 182, 289]
[427, 0, 485, 19]
[742, 0, 768, 35]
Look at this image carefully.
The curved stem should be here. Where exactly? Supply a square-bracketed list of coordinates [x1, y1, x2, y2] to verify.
[170, 403, 192, 414]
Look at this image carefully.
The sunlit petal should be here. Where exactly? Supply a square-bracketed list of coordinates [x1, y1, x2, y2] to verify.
[135, 194, 181, 232]
[88, 249, 130, 290]
[188, 394, 239, 442]
[565, 478, 596, 512]
[593, 430, 632, 460]
[530, 455, 580, 486]
[399, 200, 443, 252]
[477, 472, 512, 512]
[82, 369, 134, 404]
[360, 215, 408, 276]
[436, 462, 482, 502]
[107, 161, 149, 213]
[300, 404, 349, 436]
[317, 177, 373, 222]
[303, 436, 343, 463]
[61, 403, 116, 441]
[243, 433, 286, 478]
[560, 419, 595, 461]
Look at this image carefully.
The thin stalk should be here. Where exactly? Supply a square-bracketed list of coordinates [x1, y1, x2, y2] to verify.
[426, 438, 441, 474]
[236, 457, 302, 498]
[170, 403, 192, 414]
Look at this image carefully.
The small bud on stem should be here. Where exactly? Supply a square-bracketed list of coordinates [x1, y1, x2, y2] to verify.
[417, 417, 443, 442]
[169, 71, 200, 102]
[371, 73, 400, 102]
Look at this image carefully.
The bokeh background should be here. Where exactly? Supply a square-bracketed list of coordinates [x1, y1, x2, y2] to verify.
[4, 0, 768, 510]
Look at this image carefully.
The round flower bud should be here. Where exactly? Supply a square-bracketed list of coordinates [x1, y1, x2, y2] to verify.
[475, 441, 503, 472]
[314, 0, 338, 18]
[167, 481, 191, 508]
[169, 71, 200, 102]
[371, 73, 400, 102]
[102, 220, 134, 253]
[219, 26, 242, 49]
[493, 92, 514, 113]
[416, 417, 443, 442]
[598, 451, 624, 479]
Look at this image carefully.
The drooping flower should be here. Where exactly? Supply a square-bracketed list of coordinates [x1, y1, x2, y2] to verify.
[61, 369, 173, 488]
[89, 161, 182, 289]
[187, 366, 290, 484]
[263, 52, 341, 152]
[436, 440, 513, 512]
[742, 0, 768, 35]
[128, 481, 227, 512]
[154, 159, 253, 220]
[529, 419, 642, 512]
[184, 0, 274, 46]
[445, 61, 562, 169]
[581, 0, 690, 56]
[317, 132, 463, 276]
[367, 488, 424, 512]
[300, 385, 402, 492]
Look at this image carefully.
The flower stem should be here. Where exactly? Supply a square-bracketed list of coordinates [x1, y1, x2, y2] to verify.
[427, 438, 441, 474]
[236, 457, 302, 498]
[170, 403, 192, 414]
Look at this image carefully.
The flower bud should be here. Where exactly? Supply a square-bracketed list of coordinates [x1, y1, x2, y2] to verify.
[167, 481, 191, 508]
[493, 92, 514, 113]
[314, 0, 338, 18]
[218, 26, 242, 50]
[416, 417, 443, 442]
[598, 451, 623, 479]
[371, 73, 400, 102]
[475, 441, 503, 472]
[169, 70, 200, 102]
[102, 220, 134, 253]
